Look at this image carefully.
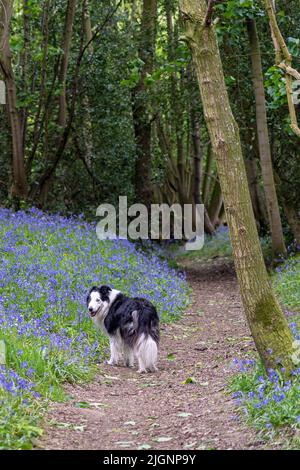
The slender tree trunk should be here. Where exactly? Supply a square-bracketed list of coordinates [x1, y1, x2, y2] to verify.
[202, 144, 213, 206]
[208, 178, 223, 227]
[246, 18, 286, 258]
[165, 0, 185, 182]
[191, 105, 215, 234]
[245, 157, 268, 228]
[58, 0, 77, 128]
[83, 0, 93, 53]
[21, 0, 30, 149]
[81, 0, 94, 170]
[284, 203, 300, 246]
[132, 0, 157, 207]
[180, 0, 294, 372]
[26, 0, 51, 175]
[191, 109, 202, 207]
[0, 0, 27, 199]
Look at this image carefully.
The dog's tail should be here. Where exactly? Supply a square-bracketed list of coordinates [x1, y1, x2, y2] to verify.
[131, 299, 159, 372]
[135, 333, 158, 372]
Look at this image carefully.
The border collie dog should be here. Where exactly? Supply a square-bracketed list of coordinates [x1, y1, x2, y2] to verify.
[87, 286, 159, 373]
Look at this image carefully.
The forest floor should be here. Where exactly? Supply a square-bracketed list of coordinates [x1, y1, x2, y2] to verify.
[38, 258, 281, 450]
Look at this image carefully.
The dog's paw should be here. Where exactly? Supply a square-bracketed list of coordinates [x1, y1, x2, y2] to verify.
[137, 368, 147, 374]
[125, 357, 134, 367]
[106, 359, 117, 366]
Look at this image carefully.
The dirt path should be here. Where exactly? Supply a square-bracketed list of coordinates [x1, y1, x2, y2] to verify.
[38, 259, 271, 450]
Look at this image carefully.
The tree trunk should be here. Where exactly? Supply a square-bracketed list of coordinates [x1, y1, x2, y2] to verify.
[191, 105, 215, 234]
[20, 0, 30, 149]
[58, 0, 77, 128]
[191, 108, 202, 206]
[208, 178, 223, 227]
[81, 0, 94, 170]
[179, 0, 294, 372]
[0, 0, 27, 199]
[245, 157, 268, 229]
[165, 0, 185, 183]
[284, 203, 300, 246]
[202, 144, 213, 206]
[132, 0, 157, 207]
[26, 0, 51, 175]
[246, 18, 286, 258]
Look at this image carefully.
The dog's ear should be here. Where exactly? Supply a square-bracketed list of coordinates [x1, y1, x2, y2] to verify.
[99, 285, 112, 302]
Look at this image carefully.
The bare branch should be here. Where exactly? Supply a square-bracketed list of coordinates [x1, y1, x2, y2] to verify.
[204, 0, 222, 26]
[263, 0, 300, 138]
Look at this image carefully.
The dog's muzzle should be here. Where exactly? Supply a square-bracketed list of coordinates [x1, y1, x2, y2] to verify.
[89, 307, 99, 317]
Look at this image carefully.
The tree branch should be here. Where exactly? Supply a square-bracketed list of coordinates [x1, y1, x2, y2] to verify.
[204, 0, 222, 26]
[263, 0, 300, 138]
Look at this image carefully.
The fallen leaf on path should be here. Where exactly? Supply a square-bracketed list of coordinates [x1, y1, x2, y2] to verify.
[153, 437, 173, 443]
[167, 353, 176, 361]
[74, 425, 85, 432]
[183, 441, 197, 449]
[182, 377, 197, 384]
[138, 444, 151, 450]
[116, 441, 134, 448]
[90, 402, 110, 409]
[49, 421, 72, 429]
[49, 421, 86, 432]
[74, 401, 92, 409]
[177, 412, 192, 418]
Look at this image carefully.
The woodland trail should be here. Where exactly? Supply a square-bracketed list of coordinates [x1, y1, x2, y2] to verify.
[39, 259, 276, 450]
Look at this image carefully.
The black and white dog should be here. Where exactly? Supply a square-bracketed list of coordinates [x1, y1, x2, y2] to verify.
[87, 286, 159, 373]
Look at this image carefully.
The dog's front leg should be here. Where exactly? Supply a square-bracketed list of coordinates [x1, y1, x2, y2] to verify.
[107, 336, 122, 365]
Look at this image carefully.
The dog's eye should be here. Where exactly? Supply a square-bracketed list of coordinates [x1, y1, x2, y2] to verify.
[96, 298, 100, 302]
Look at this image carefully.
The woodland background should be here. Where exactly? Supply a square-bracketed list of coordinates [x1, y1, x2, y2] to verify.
[0, 0, 299, 247]
[1, 0, 300, 450]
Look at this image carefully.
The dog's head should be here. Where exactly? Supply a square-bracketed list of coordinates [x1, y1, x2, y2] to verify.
[86, 285, 112, 318]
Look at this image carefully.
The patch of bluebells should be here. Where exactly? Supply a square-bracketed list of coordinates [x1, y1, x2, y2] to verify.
[0, 365, 38, 398]
[273, 253, 300, 329]
[271, 241, 300, 266]
[287, 241, 300, 257]
[231, 349, 300, 432]
[0, 207, 190, 406]
[0, 364, 40, 435]
[231, 358, 256, 373]
[275, 256, 300, 275]
[290, 322, 300, 341]
[274, 254, 300, 282]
